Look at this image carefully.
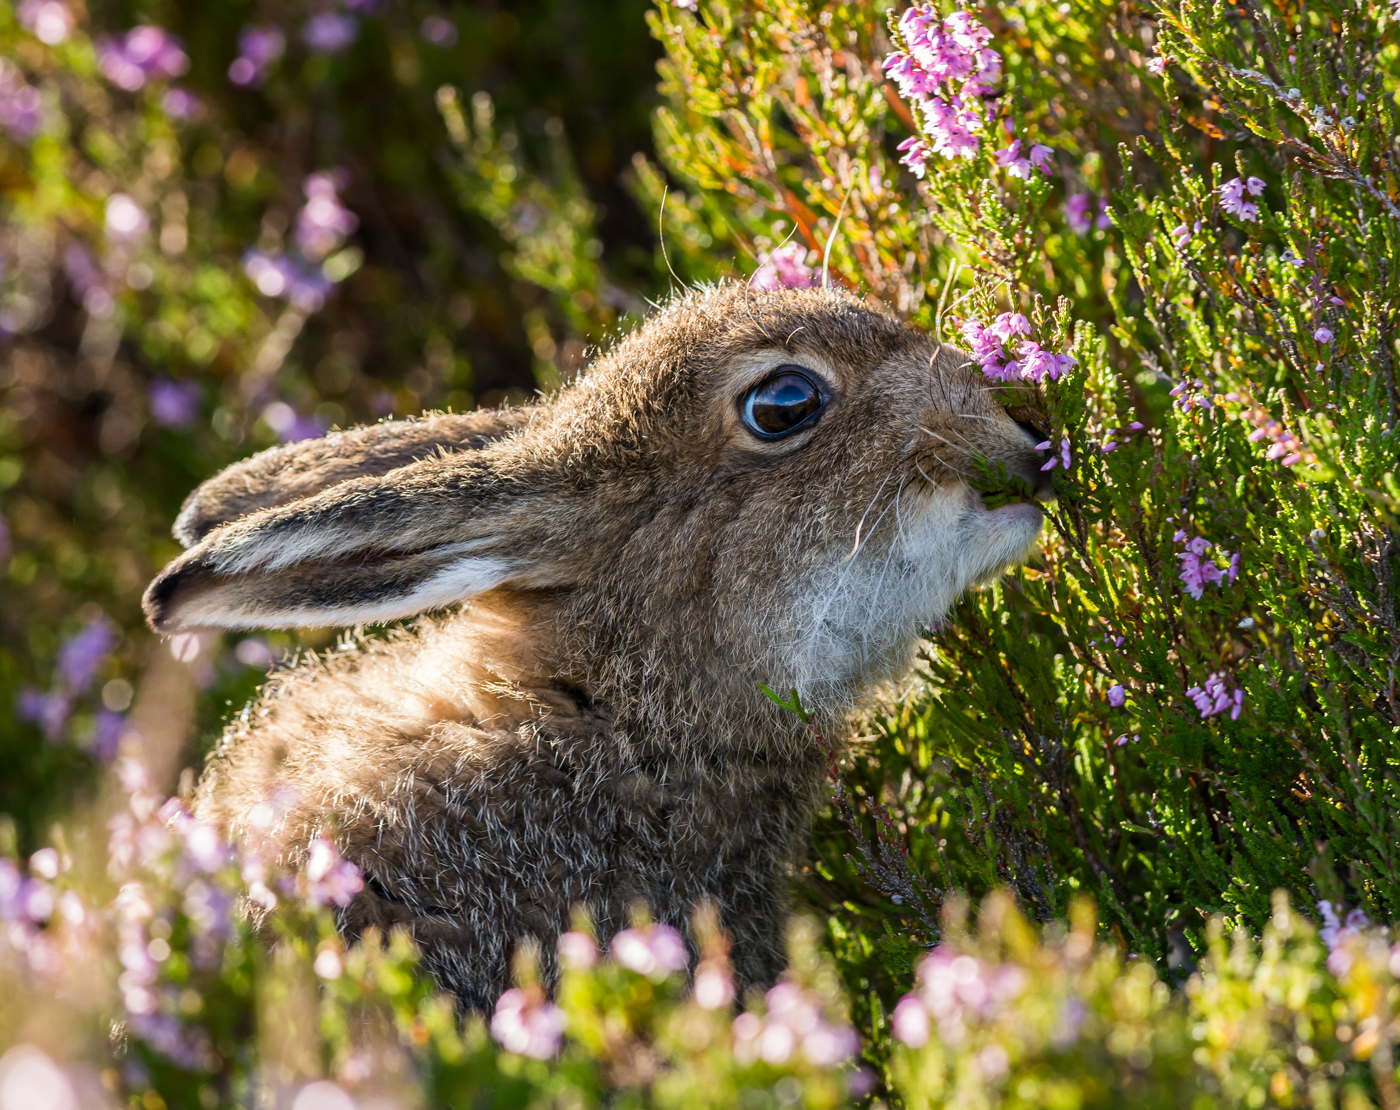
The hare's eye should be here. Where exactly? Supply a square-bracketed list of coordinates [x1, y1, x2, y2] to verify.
[741, 368, 825, 439]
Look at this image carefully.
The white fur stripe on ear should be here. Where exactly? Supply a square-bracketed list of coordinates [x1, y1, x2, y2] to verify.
[167, 556, 519, 631]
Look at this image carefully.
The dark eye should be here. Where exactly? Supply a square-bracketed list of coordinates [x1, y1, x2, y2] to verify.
[741, 367, 825, 439]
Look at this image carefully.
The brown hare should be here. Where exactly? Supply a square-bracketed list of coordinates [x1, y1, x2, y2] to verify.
[143, 283, 1051, 1011]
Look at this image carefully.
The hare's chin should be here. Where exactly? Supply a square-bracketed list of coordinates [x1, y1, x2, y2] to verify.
[962, 499, 1045, 580]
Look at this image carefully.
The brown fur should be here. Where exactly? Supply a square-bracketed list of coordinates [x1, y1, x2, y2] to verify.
[144, 284, 1050, 1010]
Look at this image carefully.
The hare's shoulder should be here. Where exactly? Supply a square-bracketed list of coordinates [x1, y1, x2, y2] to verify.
[191, 623, 599, 850]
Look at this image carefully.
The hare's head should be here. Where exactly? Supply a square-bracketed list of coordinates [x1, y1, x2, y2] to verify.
[145, 284, 1050, 718]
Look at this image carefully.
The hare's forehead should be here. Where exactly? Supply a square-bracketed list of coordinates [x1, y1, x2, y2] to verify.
[710, 332, 947, 395]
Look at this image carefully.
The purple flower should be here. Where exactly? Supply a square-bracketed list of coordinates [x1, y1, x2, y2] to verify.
[1185, 671, 1245, 720]
[228, 26, 285, 87]
[160, 88, 203, 121]
[1314, 325, 1334, 344]
[1174, 531, 1239, 599]
[303, 838, 364, 908]
[892, 994, 930, 1046]
[420, 16, 458, 47]
[1218, 175, 1263, 222]
[491, 988, 566, 1058]
[1038, 437, 1072, 471]
[57, 619, 116, 693]
[262, 402, 328, 444]
[897, 135, 931, 178]
[234, 638, 280, 668]
[148, 378, 200, 428]
[97, 26, 189, 92]
[557, 930, 597, 969]
[1107, 684, 1125, 708]
[751, 241, 814, 290]
[995, 139, 1033, 178]
[90, 710, 125, 762]
[0, 62, 43, 141]
[610, 923, 689, 978]
[1027, 143, 1054, 173]
[295, 171, 358, 261]
[1146, 55, 1169, 76]
[18, 0, 73, 45]
[303, 14, 358, 55]
[17, 688, 68, 739]
[243, 250, 331, 311]
[693, 961, 735, 1009]
[1170, 220, 1201, 247]
[883, 7, 1000, 164]
[1066, 193, 1094, 235]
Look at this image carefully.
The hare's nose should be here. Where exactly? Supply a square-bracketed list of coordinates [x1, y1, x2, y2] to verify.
[1011, 423, 1057, 501]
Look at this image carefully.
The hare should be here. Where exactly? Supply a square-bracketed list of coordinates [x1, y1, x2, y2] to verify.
[143, 283, 1052, 1011]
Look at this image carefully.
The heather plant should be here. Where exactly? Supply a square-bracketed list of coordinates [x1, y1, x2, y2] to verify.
[3, 0, 1400, 1105]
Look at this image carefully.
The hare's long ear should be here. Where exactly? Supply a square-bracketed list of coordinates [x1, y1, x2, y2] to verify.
[172, 408, 532, 547]
[144, 451, 558, 633]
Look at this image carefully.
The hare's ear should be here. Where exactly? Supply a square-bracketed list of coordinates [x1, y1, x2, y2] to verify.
[172, 409, 532, 547]
[144, 452, 559, 633]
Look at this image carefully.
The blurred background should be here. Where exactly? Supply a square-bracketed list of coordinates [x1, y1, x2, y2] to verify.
[0, 0, 692, 850]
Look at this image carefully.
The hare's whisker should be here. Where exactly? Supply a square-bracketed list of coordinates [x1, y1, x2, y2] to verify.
[847, 472, 895, 563]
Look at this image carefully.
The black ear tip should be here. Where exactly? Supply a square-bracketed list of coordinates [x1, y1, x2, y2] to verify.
[172, 497, 212, 548]
[143, 558, 213, 633]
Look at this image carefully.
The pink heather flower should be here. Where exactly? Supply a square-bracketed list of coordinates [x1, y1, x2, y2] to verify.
[148, 378, 200, 428]
[420, 16, 459, 46]
[18, 689, 68, 740]
[303, 14, 358, 54]
[896, 135, 931, 178]
[1314, 326, 1334, 344]
[922, 98, 982, 159]
[1028, 144, 1055, 173]
[610, 923, 689, 978]
[884, 8, 1000, 165]
[1039, 437, 1071, 471]
[97, 26, 189, 92]
[1107, 684, 1126, 708]
[733, 982, 858, 1066]
[0, 62, 43, 141]
[105, 194, 149, 243]
[557, 930, 597, 969]
[1317, 901, 1370, 955]
[673, 0, 699, 8]
[693, 961, 735, 1009]
[491, 988, 566, 1058]
[892, 995, 930, 1046]
[19, 0, 73, 45]
[183, 880, 233, 938]
[243, 250, 331, 311]
[302, 838, 364, 908]
[750, 241, 815, 290]
[995, 139, 1032, 178]
[160, 88, 203, 121]
[1169, 379, 1212, 412]
[228, 26, 285, 87]
[1185, 672, 1245, 720]
[1066, 193, 1094, 235]
[1146, 55, 1169, 76]
[296, 171, 358, 261]
[1218, 176, 1262, 222]
[1171, 221, 1201, 247]
[989, 312, 1031, 341]
[57, 618, 116, 693]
